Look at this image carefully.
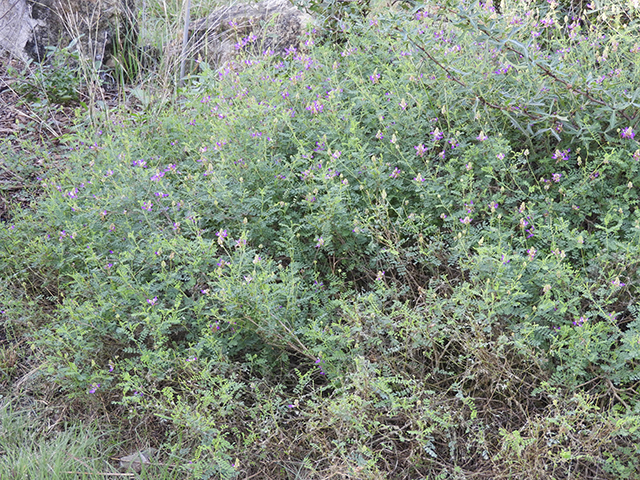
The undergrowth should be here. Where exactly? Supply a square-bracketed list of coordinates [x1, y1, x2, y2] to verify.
[2, 0, 640, 478]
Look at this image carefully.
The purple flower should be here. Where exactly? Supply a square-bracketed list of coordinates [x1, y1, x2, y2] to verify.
[527, 247, 537, 261]
[552, 149, 570, 162]
[415, 144, 427, 157]
[389, 167, 401, 179]
[621, 126, 635, 139]
[306, 101, 324, 115]
[216, 229, 228, 245]
[476, 131, 488, 141]
[465, 201, 474, 213]
[573, 316, 586, 327]
[300, 169, 312, 180]
[315, 237, 325, 248]
[147, 296, 158, 306]
[88, 383, 100, 394]
[142, 201, 153, 211]
[612, 278, 626, 287]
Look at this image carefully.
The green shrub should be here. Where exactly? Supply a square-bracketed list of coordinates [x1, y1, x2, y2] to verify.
[2, 0, 640, 477]
[15, 43, 81, 105]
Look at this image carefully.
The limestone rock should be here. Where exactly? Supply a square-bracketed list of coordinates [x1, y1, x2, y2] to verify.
[0, 0, 137, 65]
[0, 0, 45, 61]
[188, 0, 313, 69]
[117, 448, 157, 473]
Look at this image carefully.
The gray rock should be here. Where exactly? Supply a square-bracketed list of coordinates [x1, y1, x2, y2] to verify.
[188, 0, 313, 69]
[0, 0, 137, 65]
[117, 447, 157, 473]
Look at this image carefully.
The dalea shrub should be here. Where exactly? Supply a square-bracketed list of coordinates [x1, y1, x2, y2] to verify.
[2, 0, 640, 477]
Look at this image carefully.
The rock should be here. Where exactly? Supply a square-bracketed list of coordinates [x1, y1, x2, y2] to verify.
[0, 0, 43, 61]
[117, 447, 157, 473]
[0, 0, 137, 66]
[188, 0, 313, 70]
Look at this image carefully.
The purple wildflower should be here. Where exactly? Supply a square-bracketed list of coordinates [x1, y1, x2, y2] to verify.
[216, 229, 228, 245]
[527, 247, 537, 261]
[612, 278, 626, 287]
[552, 149, 570, 162]
[306, 101, 324, 115]
[573, 316, 586, 327]
[430, 128, 444, 141]
[415, 144, 427, 157]
[621, 126, 635, 139]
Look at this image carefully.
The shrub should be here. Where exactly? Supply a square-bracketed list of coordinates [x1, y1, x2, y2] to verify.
[2, 0, 640, 477]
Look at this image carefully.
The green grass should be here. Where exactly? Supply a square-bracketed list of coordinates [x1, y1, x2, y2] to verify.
[0, 402, 116, 480]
